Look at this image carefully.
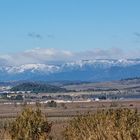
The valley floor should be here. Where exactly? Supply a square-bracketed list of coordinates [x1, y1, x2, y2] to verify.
[0, 100, 140, 139]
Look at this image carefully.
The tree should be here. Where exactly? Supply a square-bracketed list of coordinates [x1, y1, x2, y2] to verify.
[47, 100, 57, 108]
[9, 108, 52, 140]
[15, 95, 23, 100]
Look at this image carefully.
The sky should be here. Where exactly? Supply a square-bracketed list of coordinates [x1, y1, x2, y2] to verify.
[0, 0, 140, 64]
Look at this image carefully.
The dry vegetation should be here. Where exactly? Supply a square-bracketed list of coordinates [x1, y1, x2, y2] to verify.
[64, 108, 140, 140]
[0, 101, 140, 140]
[0, 108, 52, 140]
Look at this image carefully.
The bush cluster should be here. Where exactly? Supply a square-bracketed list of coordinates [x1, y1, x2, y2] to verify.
[64, 108, 140, 140]
[9, 108, 52, 140]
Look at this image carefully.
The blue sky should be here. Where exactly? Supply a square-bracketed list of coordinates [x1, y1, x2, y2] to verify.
[0, 0, 140, 54]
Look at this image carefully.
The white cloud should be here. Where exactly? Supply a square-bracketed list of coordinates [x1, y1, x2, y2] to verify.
[0, 47, 140, 66]
[0, 48, 74, 66]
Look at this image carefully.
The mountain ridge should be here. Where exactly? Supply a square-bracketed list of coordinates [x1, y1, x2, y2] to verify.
[1, 59, 140, 82]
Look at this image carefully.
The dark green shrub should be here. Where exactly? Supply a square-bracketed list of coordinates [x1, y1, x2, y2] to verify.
[47, 100, 57, 108]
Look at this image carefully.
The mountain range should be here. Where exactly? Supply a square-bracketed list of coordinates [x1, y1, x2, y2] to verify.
[0, 59, 140, 82]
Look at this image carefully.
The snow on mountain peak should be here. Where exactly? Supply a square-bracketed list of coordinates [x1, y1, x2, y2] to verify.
[1, 59, 140, 74]
[5, 64, 60, 74]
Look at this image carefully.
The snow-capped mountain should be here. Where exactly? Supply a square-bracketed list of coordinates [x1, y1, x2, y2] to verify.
[4, 64, 60, 74]
[1, 59, 140, 81]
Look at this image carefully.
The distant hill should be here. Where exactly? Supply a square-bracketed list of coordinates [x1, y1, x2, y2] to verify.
[63, 78, 140, 91]
[10, 82, 68, 93]
[120, 77, 140, 81]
